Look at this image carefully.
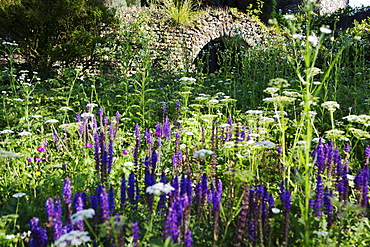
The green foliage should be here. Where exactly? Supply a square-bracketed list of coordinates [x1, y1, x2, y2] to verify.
[151, 0, 202, 25]
[0, 0, 116, 73]
[245, 0, 277, 23]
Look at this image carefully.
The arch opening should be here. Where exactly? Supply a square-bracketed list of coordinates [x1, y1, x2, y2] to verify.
[194, 35, 249, 74]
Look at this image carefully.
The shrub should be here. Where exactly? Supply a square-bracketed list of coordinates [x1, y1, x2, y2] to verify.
[0, 0, 116, 74]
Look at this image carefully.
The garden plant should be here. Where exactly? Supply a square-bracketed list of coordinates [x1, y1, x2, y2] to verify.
[1, 0, 370, 246]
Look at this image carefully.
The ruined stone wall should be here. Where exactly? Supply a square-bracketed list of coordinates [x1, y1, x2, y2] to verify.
[139, 8, 269, 70]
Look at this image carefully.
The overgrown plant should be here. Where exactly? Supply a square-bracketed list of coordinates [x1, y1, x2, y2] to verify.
[152, 0, 202, 25]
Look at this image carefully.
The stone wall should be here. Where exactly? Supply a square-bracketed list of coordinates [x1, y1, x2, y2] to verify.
[119, 8, 269, 70]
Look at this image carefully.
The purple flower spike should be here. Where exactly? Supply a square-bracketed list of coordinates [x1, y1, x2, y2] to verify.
[98, 186, 110, 222]
[121, 173, 126, 208]
[212, 179, 222, 211]
[131, 222, 139, 247]
[184, 229, 193, 247]
[365, 146, 370, 163]
[54, 197, 63, 239]
[73, 193, 85, 231]
[63, 177, 72, 204]
[115, 111, 121, 123]
[108, 184, 115, 215]
[29, 217, 48, 247]
[45, 198, 54, 228]
[344, 143, 350, 154]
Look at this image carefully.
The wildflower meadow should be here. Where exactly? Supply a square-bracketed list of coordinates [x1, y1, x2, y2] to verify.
[1, 1, 370, 246]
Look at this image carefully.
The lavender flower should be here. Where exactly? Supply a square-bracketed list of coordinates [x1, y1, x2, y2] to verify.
[163, 116, 171, 140]
[63, 177, 72, 204]
[108, 184, 115, 215]
[135, 123, 141, 147]
[54, 197, 63, 240]
[355, 164, 369, 208]
[29, 217, 48, 247]
[311, 175, 324, 216]
[46, 198, 55, 230]
[131, 222, 139, 247]
[314, 139, 325, 174]
[98, 186, 110, 222]
[128, 173, 140, 207]
[107, 138, 114, 174]
[236, 183, 249, 247]
[323, 187, 334, 226]
[184, 229, 193, 247]
[158, 172, 167, 213]
[365, 146, 370, 160]
[121, 173, 126, 208]
[344, 143, 350, 154]
[73, 193, 85, 231]
[163, 204, 179, 243]
[115, 111, 120, 123]
[90, 195, 98, 225]
[280, 182, 291, 245]
[212, 179, 222, 211]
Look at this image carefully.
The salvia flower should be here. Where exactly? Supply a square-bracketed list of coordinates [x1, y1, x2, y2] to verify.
[29, 217, 48, 247]
[184, 229, 193, 247]
[108, 184, 115, 215]
[73, 193, 85, 231]
[54, 197, 63, 240]
[131, 222, 139, 247]
[98, 186, 110, 222]
[62, 177, 72, 204]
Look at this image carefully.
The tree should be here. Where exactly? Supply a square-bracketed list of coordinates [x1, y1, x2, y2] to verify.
[0, 0, 116, 73]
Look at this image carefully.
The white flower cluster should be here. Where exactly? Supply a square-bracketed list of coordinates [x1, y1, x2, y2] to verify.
[0, 151, 23, 158]
[254, 141, 275, 148]
[146, 182, 175, 195]
[55, 231, 91, 247]
[321, 101, 340, 111]
[193, 149, 214, 158]
[71, 208, 95, 224]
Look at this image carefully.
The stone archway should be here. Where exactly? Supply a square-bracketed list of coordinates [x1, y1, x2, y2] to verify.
[138, 8, 270, 70]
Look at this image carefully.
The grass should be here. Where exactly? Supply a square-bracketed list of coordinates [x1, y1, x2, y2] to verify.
[1, 1, 370, 246]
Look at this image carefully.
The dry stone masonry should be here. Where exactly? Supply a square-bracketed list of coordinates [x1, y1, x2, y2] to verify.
[119, 7, 269, 71]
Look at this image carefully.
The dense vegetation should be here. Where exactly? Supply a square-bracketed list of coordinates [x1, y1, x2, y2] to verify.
[1, 0, 370, 246]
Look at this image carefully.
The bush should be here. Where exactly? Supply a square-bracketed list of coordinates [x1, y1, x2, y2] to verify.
[0, 0, 116, 73]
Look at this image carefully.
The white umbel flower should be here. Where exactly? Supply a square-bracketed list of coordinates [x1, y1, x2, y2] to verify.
[146, 182, 175, 195]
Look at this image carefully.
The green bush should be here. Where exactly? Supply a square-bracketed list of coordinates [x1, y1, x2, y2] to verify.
[0, 0, 116, 73]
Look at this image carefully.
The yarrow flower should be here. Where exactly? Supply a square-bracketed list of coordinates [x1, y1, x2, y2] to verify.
[59, 106, 73, 111]
[0, 151, 23, 158]
[254, 141, 275, 148]
[308, 35, 318, 47]
[0, 129, 14, 134]
[193, 149, 213, 158]
[71, 208, 95, 224]
[45, 119, 59, 124]
[320, 27, 332, 34]
[54, 231, 91, 247]
[146, 182, 175, 195]
[18, 131, 32, 136]
[12, 192, 26, 198]
[321, 101, 340, 111]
